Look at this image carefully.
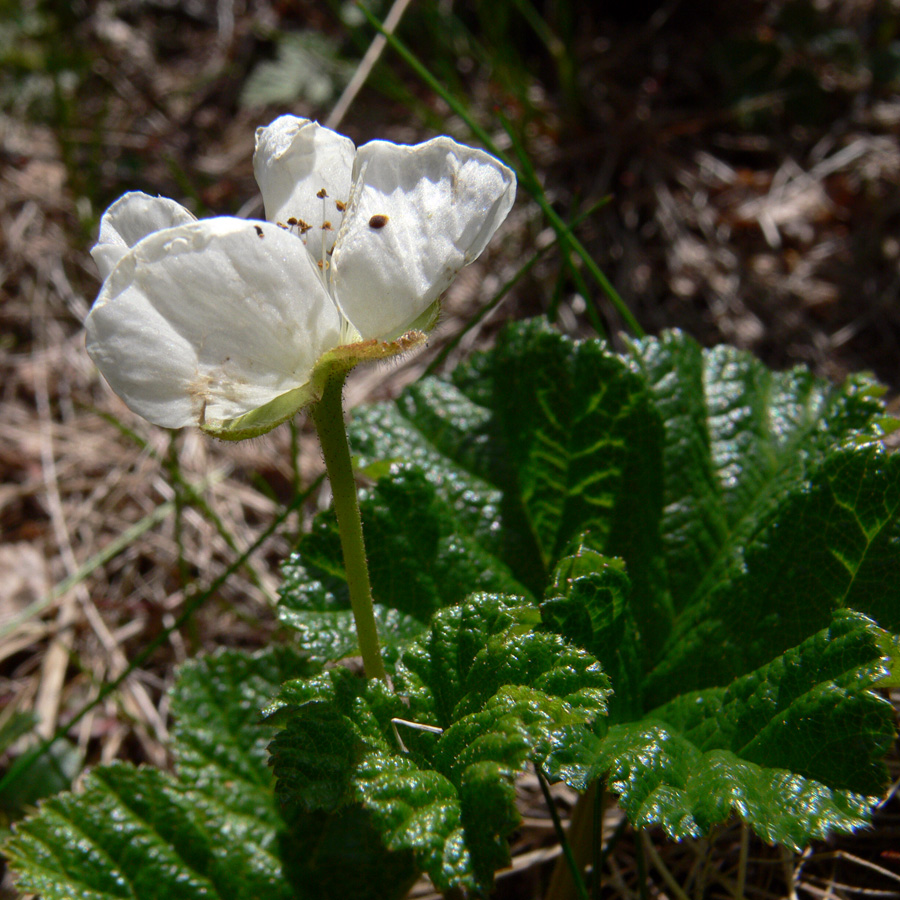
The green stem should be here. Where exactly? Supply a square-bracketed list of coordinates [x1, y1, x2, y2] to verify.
[539, 767, 590, 900]
[310, 371, 387, 682]
[546, 781, 596, 900]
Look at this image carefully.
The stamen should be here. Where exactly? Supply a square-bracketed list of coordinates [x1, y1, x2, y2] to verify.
[318, 188, 329, 261]
[335, 200, 347, 212]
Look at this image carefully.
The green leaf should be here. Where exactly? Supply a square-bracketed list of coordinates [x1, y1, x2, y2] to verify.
[646, 442, 900, 704]
[457, 322, 664, 578]
[337, 321, 670, 653]
[5, 647, 306, 900]
[627, 331, 891, 621]
[6, 646, 419, 900]
[541, 544, 644, 721]
[594, 610, 894, 848]
[279, 462, 528, 664]
[274, 317, 900, 857]
[270, 593, 610, 896]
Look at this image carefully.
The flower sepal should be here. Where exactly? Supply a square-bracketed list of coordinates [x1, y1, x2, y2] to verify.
[203, 330, 430, 440]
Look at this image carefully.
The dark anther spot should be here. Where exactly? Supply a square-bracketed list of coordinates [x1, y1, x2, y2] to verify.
[369, 214, 389, 229]
[254, 225, 264, 238]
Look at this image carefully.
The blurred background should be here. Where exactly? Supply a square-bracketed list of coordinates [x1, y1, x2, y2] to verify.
[1, 0, 899, 897]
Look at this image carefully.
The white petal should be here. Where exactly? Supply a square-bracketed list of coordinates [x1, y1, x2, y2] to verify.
[331, 137, 516, 340]
[85, 218, 343, 430]
[253, 116, 355, 265]
[91, 191, 197, 282]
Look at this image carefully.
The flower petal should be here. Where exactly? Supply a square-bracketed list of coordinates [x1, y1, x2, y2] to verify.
[330, 137, 516, 340]
[91, 191, 197, 282]
[253, 116, 355, 265]
[85, 218, 343, 432]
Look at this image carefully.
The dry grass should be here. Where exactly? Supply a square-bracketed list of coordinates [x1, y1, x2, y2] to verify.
[1, 1, 899, 898]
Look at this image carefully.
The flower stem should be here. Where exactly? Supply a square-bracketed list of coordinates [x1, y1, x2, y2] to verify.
[310, 370, 387, 682]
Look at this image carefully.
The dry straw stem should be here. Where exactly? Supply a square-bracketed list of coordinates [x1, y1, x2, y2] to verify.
[325, 0, 415, 131]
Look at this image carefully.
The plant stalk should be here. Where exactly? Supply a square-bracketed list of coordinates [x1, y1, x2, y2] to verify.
[310, 371, 387, 682]
[546, 781, 597, 900]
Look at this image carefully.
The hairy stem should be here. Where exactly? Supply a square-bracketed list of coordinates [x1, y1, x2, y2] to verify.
[311, 371, 387, 682]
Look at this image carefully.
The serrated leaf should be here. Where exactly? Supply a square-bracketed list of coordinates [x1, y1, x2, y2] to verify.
[593, 610, 894, 848]
[5, 648, 306, 900]
[541, 544, 644, 721]
[275, 317, 900, 858]
[279, 462, 528, 664]
[334, 321, 670, 653]
[6, 646, 419, 900]
[646, 442, 900, 704]
[170, 646, 314, 817]
[270, 593, 610, 895]
[459, 321, 665, 583]
[628, 331, 894, 659]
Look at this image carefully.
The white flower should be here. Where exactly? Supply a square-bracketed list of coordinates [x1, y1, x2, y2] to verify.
[86, 116, 516, 439]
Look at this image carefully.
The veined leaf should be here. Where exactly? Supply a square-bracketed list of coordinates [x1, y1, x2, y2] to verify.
[278, 463, 528, 665]
[541, 543, 644, 721]
[418, 321, 671, 654]
[5, 648, 417, 900]
[646, 442, 900, 704]
[628, 332, 890, 620]
[594, 610, 895, 848]
[269, 593, 610, 896]
[303, 319, 900, 851]
[4, 647, 307, 900]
